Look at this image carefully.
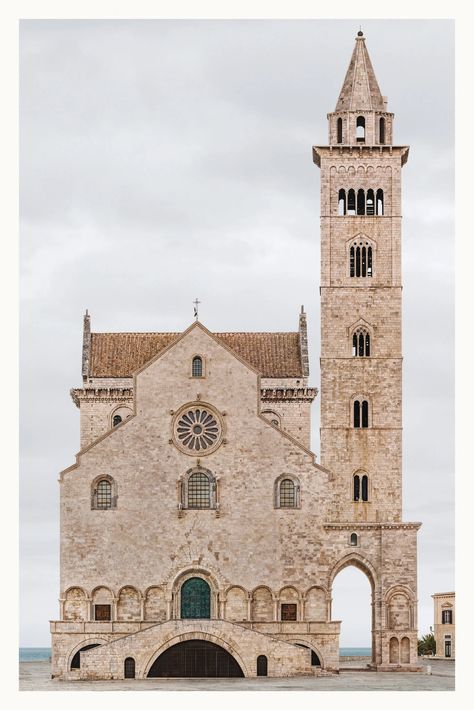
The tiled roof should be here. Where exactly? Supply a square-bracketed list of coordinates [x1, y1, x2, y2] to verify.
[89, 331, 304, 378]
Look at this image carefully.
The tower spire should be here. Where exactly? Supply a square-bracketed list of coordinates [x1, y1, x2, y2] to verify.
[335, 32, 385, 112]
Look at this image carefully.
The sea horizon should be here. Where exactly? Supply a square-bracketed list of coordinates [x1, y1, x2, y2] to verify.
[19, 646, 372, 662]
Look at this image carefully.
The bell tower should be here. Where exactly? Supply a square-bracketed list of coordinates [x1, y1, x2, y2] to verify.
[313, 31, 409, 523]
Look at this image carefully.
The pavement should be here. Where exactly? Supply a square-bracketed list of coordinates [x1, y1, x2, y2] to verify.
[19, 658, 455, 691]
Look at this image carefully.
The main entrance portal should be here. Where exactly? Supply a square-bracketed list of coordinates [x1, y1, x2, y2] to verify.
[181, 577, 211, 619]
[147, 640, 245, 677]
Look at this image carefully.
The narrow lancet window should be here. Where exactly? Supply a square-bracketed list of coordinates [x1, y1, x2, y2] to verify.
[353, 329, 371, 357]
[347, 189, 356, 215]
[337, 117, 343, 143]
[354, 400, 361, 428]
[367, 246, 373, 276]
[338, 189, 346, 215]
[357, 188, 365, 215]
[350, 533, 358, 546]
[366, 189, 375, 215]
[350, 246, 355, 277]
[353, 474, 360, 501]
[356, 116, 365, 141]
[362, 400, 369, 428]
[361, 474, 368, 501]
[379, 117, 386, 144]
[361, 246, 367, 276]
[376, 189, 384, 215]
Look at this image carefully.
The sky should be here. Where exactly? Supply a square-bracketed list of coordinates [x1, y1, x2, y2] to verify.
[19, 18, 454, 647]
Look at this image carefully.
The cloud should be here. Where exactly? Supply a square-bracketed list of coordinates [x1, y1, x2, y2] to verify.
[20, 18, 454, 645]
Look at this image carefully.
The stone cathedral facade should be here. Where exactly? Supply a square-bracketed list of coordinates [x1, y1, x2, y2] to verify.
[51, 32, 421, 679]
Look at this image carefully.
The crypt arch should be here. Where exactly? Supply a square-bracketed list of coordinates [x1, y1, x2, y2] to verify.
[144, 630, 249, 678]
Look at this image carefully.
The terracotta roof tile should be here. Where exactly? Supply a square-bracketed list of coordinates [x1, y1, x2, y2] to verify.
[89, 331, 303, 378]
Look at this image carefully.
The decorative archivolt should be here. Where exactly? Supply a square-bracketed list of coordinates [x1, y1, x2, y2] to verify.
[328, 552, 378, 589]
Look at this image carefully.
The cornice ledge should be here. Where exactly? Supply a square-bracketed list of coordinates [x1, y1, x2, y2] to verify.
[261, 387, 318, 400]
[70, 387, 134, 407]
[323, 521, 422, 531]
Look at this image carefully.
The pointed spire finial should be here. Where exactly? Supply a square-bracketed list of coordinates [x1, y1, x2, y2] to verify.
[335, 32, 385, 112]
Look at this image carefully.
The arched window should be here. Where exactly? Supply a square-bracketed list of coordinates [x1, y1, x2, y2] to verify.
[357, 188, 365, 215]
[352, 329, 370, 356]
[350, 533, 358, 546]
[338, 188, 346, 215]
[192, 356, 203, 377]
[275, 475, 300, 509]
[366, 189, 375, 216]
[350, 242, 373, 278]
[337, 117, 343, 143]
[124, 657, 136, 678]
[91, 476, 117, 510]
[376, 188, 384, 215]
[353, 400, 369, 429]
[257, 655, 268, 676]
[279, 478, 296, 508]
[356, 116, 365, 141]
[181, 468, 217, 510]
[379, 117, 386, 144]
[354, 473, 369, 501]
[110, 406, 133, 429]
[347, 189, 356, 215]
[188, 472, 211, 509]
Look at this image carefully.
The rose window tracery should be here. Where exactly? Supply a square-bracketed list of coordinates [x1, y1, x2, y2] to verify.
[173, 406, 222, 454]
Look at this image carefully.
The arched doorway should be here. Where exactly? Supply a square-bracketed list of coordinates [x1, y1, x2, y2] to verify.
[70, 643, 101, 669]
[331, 559, 374, 663]
[295, 643, 321, 667]
[181, 577, 211, 619]
[124, 657, 136, 678]
[147, 640, 244, 677]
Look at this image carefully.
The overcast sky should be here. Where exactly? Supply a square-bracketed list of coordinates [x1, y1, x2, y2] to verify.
[19, 18, 454, 647]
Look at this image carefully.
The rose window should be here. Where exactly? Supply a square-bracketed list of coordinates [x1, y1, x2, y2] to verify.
[174, 406, 222, 454]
